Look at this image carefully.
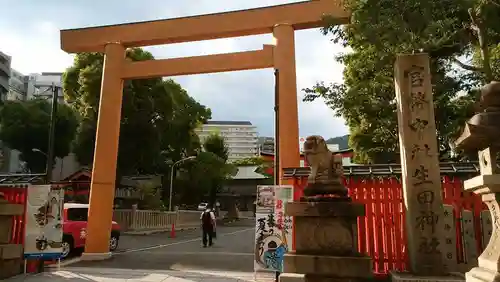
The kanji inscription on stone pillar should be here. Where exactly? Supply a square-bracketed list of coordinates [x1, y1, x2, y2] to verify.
[394, 53, 446, 275]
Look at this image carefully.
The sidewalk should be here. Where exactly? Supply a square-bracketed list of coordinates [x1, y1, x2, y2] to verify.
[6, 267, 263, 282]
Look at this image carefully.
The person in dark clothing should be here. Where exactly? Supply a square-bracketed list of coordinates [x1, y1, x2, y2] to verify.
[200, 207, 216, 247]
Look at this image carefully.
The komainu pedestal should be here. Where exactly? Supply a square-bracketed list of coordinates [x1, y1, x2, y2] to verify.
[282, 200, 373, 282]
[280, 136, 372, 282]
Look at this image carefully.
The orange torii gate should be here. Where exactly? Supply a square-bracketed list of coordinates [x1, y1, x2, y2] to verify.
[59, 0, 349, 260]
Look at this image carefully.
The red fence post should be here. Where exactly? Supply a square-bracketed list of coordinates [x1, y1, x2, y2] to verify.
[0, 186, 27, 245]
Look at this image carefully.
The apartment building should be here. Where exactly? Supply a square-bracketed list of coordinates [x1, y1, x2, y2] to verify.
[7, 71, 64, 102]
[0, 51, 11, 100]
[196, 121, 259, 162]
[0, 52, 12, 171]
[8, 69, 29, 101]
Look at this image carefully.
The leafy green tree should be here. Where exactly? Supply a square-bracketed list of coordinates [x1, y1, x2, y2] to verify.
[136, 181, 165, 210]
[175, 152, 225, 206]
[0, 99, 78, 173]
[203, 134, 229, 162]
[62, 48, 211, 180]
[304, 0, 500, 163]
[202, 134, 234, 206]
[231, 156, 265, 166]
[172, 134, 237, 207]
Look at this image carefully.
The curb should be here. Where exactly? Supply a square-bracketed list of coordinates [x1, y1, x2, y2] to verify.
[220, 217, 254, 225]
[123, 225, 199, 235]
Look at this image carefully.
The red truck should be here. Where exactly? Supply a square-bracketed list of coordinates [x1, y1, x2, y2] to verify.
[62, 203, 121, 258]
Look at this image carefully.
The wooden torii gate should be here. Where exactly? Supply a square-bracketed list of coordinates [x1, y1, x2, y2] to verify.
[59, 0, 350, 260]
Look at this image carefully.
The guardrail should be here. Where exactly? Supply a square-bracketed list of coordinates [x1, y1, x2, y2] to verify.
[113, 209, 201, 232]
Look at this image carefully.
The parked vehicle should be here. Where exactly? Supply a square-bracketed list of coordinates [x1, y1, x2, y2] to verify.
[197, 202, 208, 211]
[61, 203, 121, 258]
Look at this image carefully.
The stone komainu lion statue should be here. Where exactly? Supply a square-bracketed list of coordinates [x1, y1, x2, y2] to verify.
[303, 135, 347, 197]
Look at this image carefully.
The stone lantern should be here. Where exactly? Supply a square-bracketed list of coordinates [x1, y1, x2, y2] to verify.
[455, 81, 500, 282]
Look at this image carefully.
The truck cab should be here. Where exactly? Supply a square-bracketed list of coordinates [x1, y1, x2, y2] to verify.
[62, 203, 121, 258]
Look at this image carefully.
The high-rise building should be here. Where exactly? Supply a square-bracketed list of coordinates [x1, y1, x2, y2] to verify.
[27, 72, 64, 102]
[7, 71, 64, 102]
[195, 121, 259, 162]
[0, 51, 13, 172]
[0, 51, 12, 101]
[7, 69, 29, 101]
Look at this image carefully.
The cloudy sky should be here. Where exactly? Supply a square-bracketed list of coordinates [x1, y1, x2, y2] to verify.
[1, 0, 349, 139]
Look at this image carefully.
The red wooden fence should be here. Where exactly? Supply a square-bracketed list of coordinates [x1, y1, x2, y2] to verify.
[291, 175, 486, 276]
[1, 178, 486, 276]
[0, 186, 27, 245]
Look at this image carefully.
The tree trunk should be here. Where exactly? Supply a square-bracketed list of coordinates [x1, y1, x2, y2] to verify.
[469, 6, 494, 82]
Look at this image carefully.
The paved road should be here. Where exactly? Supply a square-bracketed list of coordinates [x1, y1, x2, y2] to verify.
[72, 219, 257, 273]
[8, 219, 277, 281]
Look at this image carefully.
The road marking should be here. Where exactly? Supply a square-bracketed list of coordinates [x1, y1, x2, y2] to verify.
[132, 251, 254, 256]
[57, 266, 255, 278]
[45, 257, 81, 268]
[118, 227, 254, 254]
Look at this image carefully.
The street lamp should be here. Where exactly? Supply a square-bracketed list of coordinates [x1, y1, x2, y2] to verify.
[169, 156, 196, 211]
[32, 148, 47, 157]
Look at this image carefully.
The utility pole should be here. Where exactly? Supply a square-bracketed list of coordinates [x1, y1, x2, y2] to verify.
[37, 83, 60, 273]
[274, 69, 279, 186]
[37, 84, 58, 273]
[45, 84, 58, 183]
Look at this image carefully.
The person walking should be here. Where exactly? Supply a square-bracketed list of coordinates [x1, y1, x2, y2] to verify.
[200, 206, 216, 247]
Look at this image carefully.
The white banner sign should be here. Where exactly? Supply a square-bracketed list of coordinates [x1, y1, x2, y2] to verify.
[24, 185, 64, 259]
[254, 185, 294, 273]
[299, 137, 306, 153]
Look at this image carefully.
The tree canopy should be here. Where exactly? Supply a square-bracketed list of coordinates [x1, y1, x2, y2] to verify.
[175, 134, 236, 206]
[203, 134, 229, 161]
[62, 48, 212, 176]
[0, 99, 78, 173]
[304, 0, 500, 163]
[201, 134, 232, 206]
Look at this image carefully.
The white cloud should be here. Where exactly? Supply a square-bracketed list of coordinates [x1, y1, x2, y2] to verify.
[1, 21, 73, 74]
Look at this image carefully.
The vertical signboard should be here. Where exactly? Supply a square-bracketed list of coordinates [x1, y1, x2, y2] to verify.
[442, 205, 458, 272]
[274, 185, 294, 254]
[254, 185, 293, 273]
[481, 210, 493, 250]
[24, 185, 64, 259]
[461, 210, 478, 272]
[299, 137, 305, 153]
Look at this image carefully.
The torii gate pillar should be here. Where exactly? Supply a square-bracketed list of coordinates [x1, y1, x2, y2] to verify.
[273, 24, 301, 184]
[81, 43, 125, 260]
